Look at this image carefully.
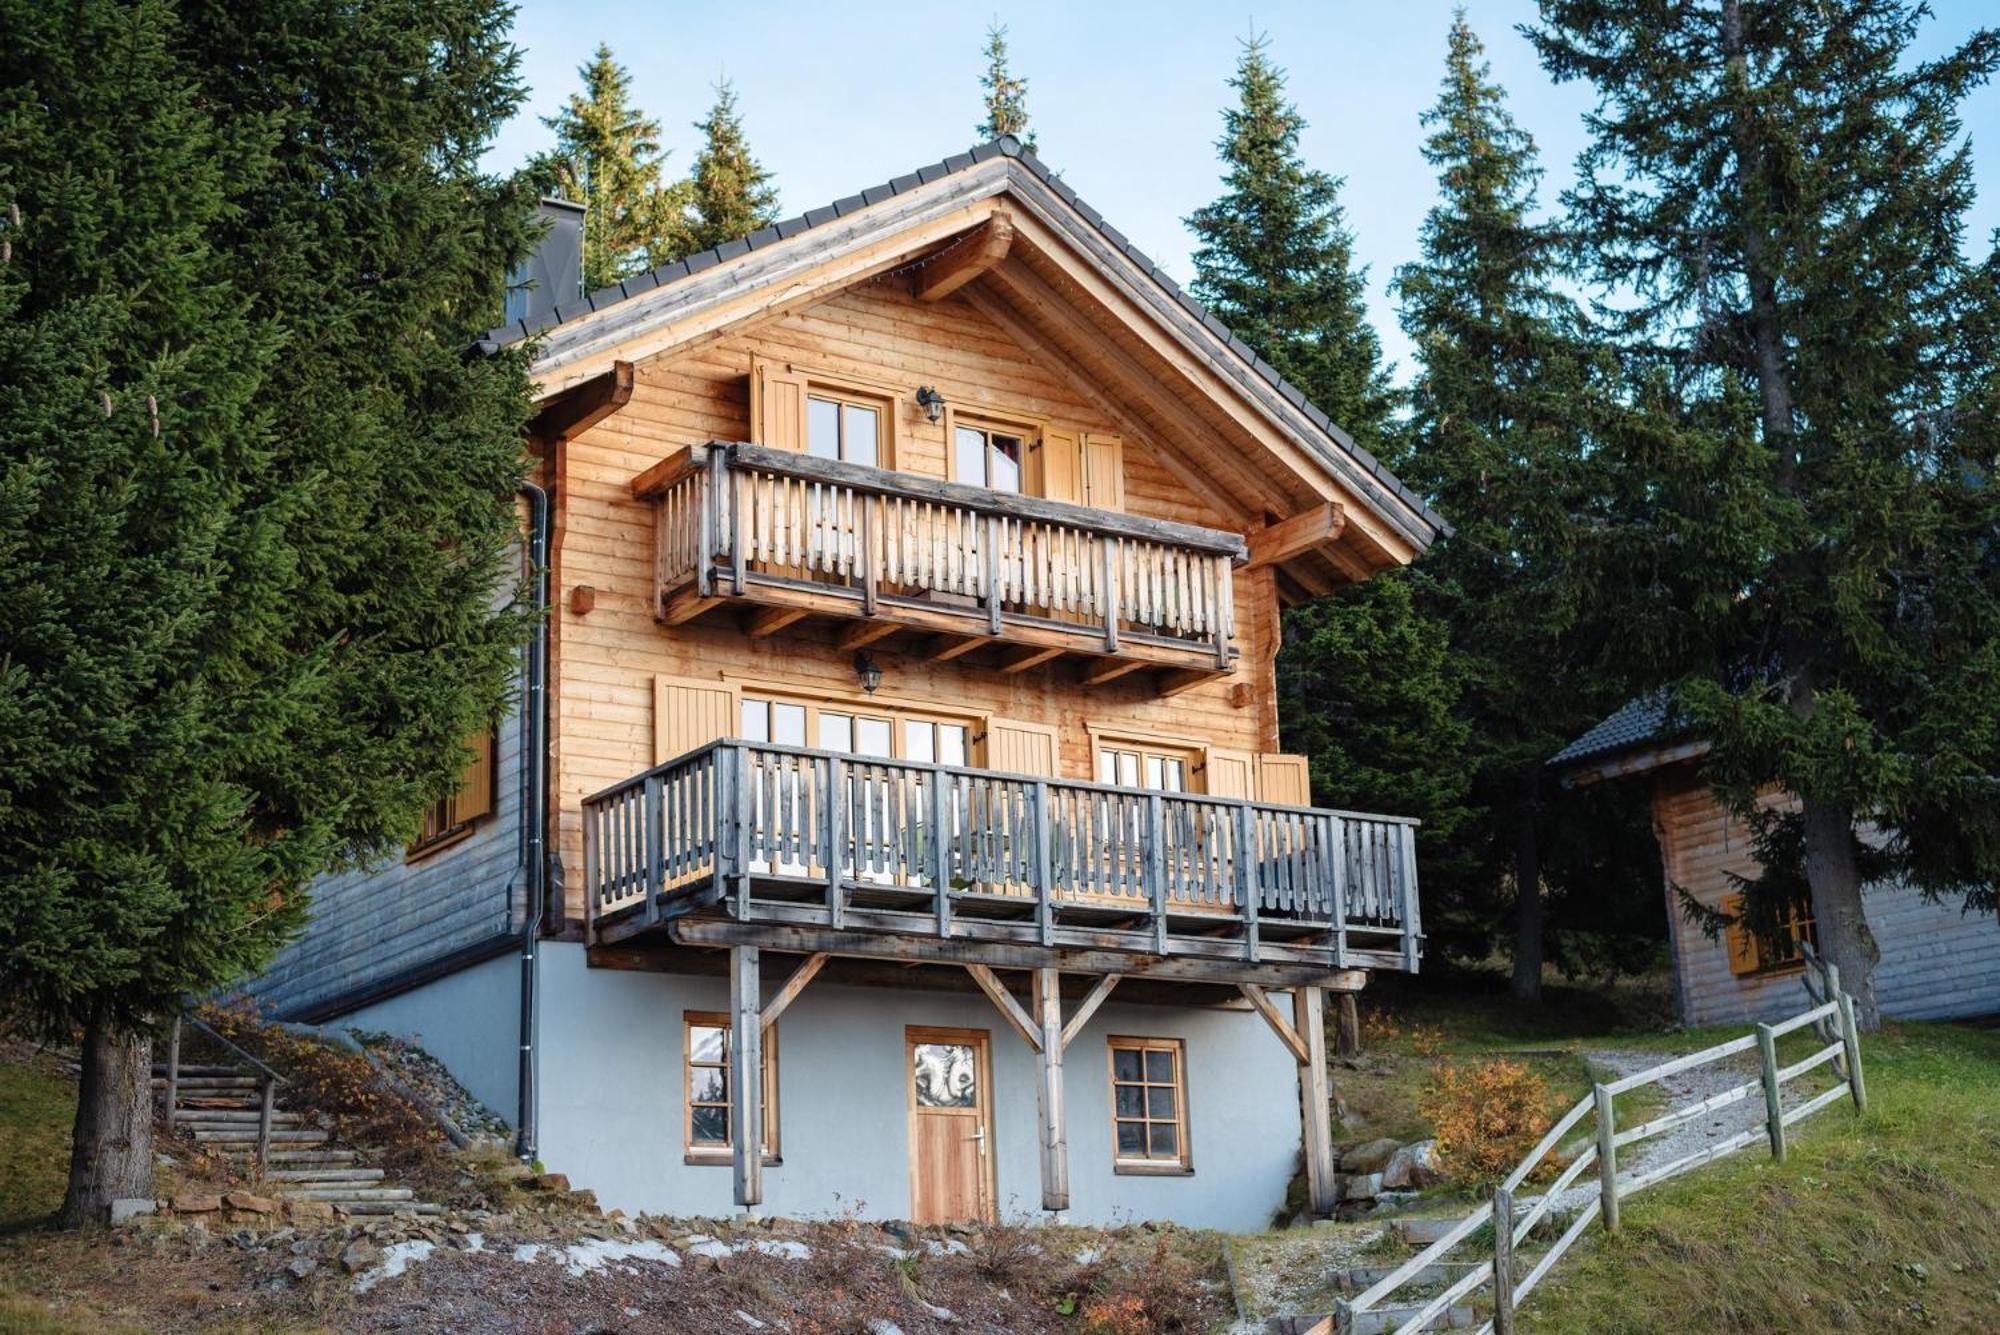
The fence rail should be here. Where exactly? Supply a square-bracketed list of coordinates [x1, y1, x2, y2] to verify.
[1341, 950, 1866, 1332]
[646, 443, 1245, 668]
[581, 740, 1424, 971]
[162, 1010, 285, 1171]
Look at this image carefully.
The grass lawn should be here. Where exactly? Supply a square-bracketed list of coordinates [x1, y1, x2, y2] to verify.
[1518, 1019, 2000, 1332]
[0, 1043, 72, 1231]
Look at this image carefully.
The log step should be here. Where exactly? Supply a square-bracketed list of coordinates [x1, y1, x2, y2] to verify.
[333, 1202, 445, 1217]
[192, 1129, 329, 1145]
[282, 1186, 413, 1202]
[153, 1076, 260, 1090]
[174, 1109, 305, 1125]
[265, 1168, 385, 1184]
[152, 1064, 241, 1078]
[230, 1149, 360, 1166]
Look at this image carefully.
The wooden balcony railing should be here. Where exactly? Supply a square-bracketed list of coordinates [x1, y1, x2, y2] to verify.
[581, 741, 1423, 974]
[638, 443, 1245, 675]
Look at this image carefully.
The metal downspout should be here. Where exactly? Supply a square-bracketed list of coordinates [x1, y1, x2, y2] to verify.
[515, 481, 550, 1162]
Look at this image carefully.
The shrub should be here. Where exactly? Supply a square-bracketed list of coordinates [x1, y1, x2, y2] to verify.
[1080, 1294, 1151, 1335]
[1416, 1058, 1556, 1187]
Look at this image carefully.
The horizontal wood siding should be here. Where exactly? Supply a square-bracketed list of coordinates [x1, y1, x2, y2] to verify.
[1652, 766, 2000, 1026]
[552, 277, 1281, 922]
[244, 694, 523, 1018]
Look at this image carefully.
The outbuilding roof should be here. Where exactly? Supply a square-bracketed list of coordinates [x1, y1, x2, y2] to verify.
[1548, 693, 1677, 771]
[480, 134, 1449, 544]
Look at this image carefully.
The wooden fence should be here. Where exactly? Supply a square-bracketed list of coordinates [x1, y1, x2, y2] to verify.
[1339, 949, 1866, 1333]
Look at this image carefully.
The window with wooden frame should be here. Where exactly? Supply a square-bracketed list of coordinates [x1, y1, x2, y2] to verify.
[1108, 1037, 1190, 1173]
[1722, 893, 1817, 976]
[683, 1011, 780, 1163]
[751, 358, 895, 469]
[948, 410, 1036, 495]
[741, 692, 975, 768]
[408, 732, 496, 859]
[1094, 735, 1202, 794]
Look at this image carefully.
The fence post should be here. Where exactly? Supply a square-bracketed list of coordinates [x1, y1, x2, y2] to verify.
[1756, 1022, 1787, 1162]
[1593, 1083, 1619, 1233]
[1837, 991, 1868, 1113]
[256, 1074, 275, 1173]
[1492, 1185, 1516, 1335]
[164, 1014, 182, 1125]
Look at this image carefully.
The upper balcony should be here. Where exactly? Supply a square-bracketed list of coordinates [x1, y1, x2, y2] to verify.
[581, 741, 1423, 985]
[632, 443, 1245, 684]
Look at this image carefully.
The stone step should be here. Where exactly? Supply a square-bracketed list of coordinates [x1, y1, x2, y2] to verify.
[1334, 1261, 1483, 1293]
[1391, 1217, 1464, 1247]
[192, 1128, 329, 1145]
[265, 1167, 385, 1184]
[281, 1186, 414, 1203]
[333, 1201, 446, 1217]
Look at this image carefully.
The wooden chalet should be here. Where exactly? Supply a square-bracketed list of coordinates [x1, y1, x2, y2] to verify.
[248, 138, 1449, 1231]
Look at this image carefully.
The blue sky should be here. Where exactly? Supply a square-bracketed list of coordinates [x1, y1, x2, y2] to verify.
[490, 1, 2000, 380]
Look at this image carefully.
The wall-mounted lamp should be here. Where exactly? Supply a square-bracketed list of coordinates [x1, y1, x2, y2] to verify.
[915, 386, 946, 424]
[853, 652, 884, 695]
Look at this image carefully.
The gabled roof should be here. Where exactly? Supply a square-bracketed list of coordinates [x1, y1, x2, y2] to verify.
[487, 135, 1449, 556]
[1549, 693, 1674, 770]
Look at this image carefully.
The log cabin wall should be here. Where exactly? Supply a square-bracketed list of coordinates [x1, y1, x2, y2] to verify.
[549, 275, 1285, 925]
[1651, 762, 2000, 1026]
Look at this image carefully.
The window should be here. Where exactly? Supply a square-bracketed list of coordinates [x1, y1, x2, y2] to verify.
[1096, 740, 1197, 793]
[683, 1011, 779, 1162]
[409, 732, 496, 858]
[1108, 1037, 1189, 1173]
[806, 389, 884, 467]
[1723, 894, 1818, 976]
[741, 694, 972, 767]
[953, 419, 1029, 493]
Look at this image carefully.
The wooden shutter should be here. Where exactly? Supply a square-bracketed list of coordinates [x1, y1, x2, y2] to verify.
[987, 717, 1059, 776]
[654, 675, 741, 764]
[1082, 433, 1125, 511]
[1205, 747, 1255, 799]
[750, 359, 809, 451]
[1256, 753, 1312, 807]
[1722, 894, 1761, 976]
[1037, 426, 1084, 503]
[452, 733, 496, 823]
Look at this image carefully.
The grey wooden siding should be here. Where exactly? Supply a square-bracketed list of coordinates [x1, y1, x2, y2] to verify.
[243, 695, 524, 1019]
[1654, 770, 2000, 1026]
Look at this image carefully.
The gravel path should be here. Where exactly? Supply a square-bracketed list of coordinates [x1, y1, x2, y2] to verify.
[1551, 1043, 1820, 1213]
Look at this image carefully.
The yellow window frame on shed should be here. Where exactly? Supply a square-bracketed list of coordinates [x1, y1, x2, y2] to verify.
[1721, 893, 1818, 977]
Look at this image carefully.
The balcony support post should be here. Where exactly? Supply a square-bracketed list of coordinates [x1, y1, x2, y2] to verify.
[730, 466, 748, 596]
[930, 772, 953, 939]
[733, 745, 753, 919]
[1236, 804, 1260, 963]
[643, 772, 665, 929]
[859, 498, 878, 615]
[1100, 539, 1120, 653]
[1293, 984, 1337, 1216]
[1032, 967, 1070, 1213]
[699, 446, 725, 597]
[1032, 780, 1054, 948]
[1145, 794, 1168, 955]
[1397, 825, 1422, 973]
[730, 945, 763, 1209]
[985, 515, 1004, 635]
[824, 755, 845, 931]
[1211, 556, 1231, 670]
[1329, 815, 1349, 969]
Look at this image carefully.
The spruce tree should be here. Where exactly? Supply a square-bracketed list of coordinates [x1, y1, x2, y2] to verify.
[536, 43, 685, 288]
[1391, 13, 1654, 998]
[0, 0, 536, 1222]
[1188, 33, 1475, 878]
[1531, 0, 2000, 1024]
[1187, 33, 1395, 445]
[673, 79, 780, 256]
[977, 20, 1035, 151]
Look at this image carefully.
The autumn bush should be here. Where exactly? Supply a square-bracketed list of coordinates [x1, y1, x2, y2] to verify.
[1415, 1058, 1557, 1187]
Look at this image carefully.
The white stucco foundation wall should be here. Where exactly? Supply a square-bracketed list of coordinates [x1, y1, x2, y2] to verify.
[532, 942, 1302, 1231]
[335, 951, 521, 1127]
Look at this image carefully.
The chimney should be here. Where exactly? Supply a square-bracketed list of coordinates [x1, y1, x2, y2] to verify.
[505, 197, 586, 327]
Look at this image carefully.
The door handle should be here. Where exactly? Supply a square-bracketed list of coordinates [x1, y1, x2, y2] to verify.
[968, 1125, 987, 1154]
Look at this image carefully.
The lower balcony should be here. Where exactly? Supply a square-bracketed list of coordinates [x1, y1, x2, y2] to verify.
[581, 741, 1423, 984]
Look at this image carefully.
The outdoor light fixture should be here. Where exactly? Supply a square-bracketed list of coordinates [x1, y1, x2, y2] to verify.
[854, 652, 884, 695]
[915, 386, 946, 424]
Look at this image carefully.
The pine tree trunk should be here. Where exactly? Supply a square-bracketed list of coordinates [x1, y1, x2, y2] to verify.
[1510, 789, 1544, 1003]
[1800, 798, 1882, 1030]
[59, 1017, 154, 1228]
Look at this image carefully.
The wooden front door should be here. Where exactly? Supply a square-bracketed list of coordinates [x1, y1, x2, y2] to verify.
[906, 1026, 996, 1224]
